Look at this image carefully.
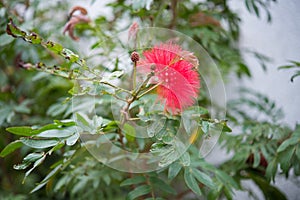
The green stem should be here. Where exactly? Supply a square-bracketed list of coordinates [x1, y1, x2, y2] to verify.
[133, 61, 137, 89]
[137, 82, 162, 99]
[104, 91, 127, 102]
[99, 81, 132, 95]
[146, 175, 156, 199]
[133, 71, 154, 96]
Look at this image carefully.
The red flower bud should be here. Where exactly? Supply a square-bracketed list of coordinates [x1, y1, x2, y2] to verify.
[131, 51, 140, 62]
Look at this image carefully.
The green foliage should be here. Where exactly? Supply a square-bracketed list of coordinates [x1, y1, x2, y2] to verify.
[0, 0, 298, 200]
[244, 0, 277, 22]
[220, 89, 299, 199]
[0, 140, 23, 157]
[279, 60, 300, 82]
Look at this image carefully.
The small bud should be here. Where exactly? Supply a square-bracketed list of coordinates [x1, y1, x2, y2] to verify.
[131, 51, 140, 62]
[150, 64, 156, 71]
[128, 22, 139, 41]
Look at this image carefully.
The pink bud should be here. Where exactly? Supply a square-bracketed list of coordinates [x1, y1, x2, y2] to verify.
[128, 22, 139, 41]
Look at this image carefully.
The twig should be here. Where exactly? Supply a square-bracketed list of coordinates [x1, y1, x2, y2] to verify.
[137, 82, 162, 99]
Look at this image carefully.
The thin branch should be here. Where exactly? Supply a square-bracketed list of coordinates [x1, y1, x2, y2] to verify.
[137, 82, 162, 99]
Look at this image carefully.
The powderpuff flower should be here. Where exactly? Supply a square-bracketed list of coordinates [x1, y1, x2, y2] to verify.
[138, 42, 200, 114]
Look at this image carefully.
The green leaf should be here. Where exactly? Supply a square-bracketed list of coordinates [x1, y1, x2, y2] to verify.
[0, 33, 14, 46]
[296, 146, 300, 160]
[47, 103, 69, 117]
[76, 113, 92, 131]
[54, 175, 69, 192]
[14, 101, 31, 114]
[120, 176, 146, 187]
[149, 176, 176, 194]
[0, 140, 23, 157]
[6, 19, 26, 38]
[123, 123, 136, 142]
[147, 117, 165, 137]
[31, 124, 61, 135]
[186, 106, 208, 116]
[6, 19, 42, 45]
[182, 106, 208, 134]
[266, 158, 277, 182]
[278, 146, 295, 174]
[45, 41, 63, 53]
[61, 48, 79, 62]
[24, 152, 44, 163]
[132, 0, 153, 10]
[30, 180, 48, 194]
[6, 126, 36, 136]
[245, 0, 251, 12]
[277, 137, 299, 153]
[0, 106, 12, 125]
[27, 32, 42, 44]
[24, 155, 46, 183]
[13, 162, 31, 170]
[180, 152, 191, 166]
[30, 164, 62, 193]
[20, 138, 59, 149]
[215, 170, 239, 189]
[201, 121, 209, 134]
[66, 132, 79, 146]
[101, 70, 124, 82]
[184, 168, 202, 196]
[162, 129, 175, 144]
[220, 121, 232, 132]
[168, 162, 182, 180]
[14, 152, 44, 170]
[291, 71, 300, 82]
[37, 128, 75, 138]
[290, 60, 300, 66]
[71, 177, 88, 194]
[260, 146, 271, 162]
[252, 2, 260, 17]
[192, 168, 215, 189]
[49, 142, 65, 153]
[278, 65, 297, 70]
[253, 150, 261, 168]
[154, 143, 180, 167]
[249, 171, 287, 200]
[54, 119, 76, 127]
[127, 185, 152, 200]
[102, 120, 119, 132]
[103, 174, 111, 185]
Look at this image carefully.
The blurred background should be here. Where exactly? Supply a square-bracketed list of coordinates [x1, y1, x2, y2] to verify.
[212, 0, 300, 199]
[229, 0, 300, 127]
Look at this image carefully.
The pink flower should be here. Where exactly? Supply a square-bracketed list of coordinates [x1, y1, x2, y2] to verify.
[138, 42, 200, 114]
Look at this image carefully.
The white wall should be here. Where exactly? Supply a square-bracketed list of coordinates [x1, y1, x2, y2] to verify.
[229, 0, 300, 127]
